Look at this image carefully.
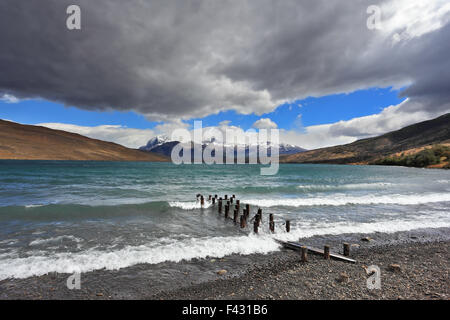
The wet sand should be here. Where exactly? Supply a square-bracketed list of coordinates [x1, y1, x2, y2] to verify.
[1, 228, 449, 300]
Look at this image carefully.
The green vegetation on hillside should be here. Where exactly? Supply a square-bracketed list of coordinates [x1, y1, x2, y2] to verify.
[373, 145, 450, 168]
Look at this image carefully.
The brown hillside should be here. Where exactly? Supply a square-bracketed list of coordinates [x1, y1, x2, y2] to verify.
[282, 113, 450, 164]
[0, 120, 169, 161]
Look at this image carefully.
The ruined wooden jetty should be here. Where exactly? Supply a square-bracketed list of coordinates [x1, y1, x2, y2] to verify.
[198, 193, 357, 265]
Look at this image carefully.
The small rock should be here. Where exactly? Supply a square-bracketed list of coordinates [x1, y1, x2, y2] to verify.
[361, 237, 372, 242]
[388, 264, 401, 272]
[336, 272, 349, 283]
[96, 293, 103, 297]
[210, 259, 216, 263]
[217, 269, 227, 276]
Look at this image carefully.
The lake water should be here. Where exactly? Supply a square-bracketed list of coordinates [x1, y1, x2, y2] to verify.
[0, 161, 449, 280]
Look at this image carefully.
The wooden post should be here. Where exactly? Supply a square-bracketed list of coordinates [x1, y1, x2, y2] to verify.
[269, 221, 275, 233]
[324, 245, 330, 260]
[208, 195, 212, 201]
[233, 209, 238, 224]
[254, 220, 259, 234]
[225, 195, 228, 200]
[236, 200, 240, 206]
[269, 214, 274, 233]
[212, 197, 216, 205]
[240, 215, 246, 228]
[343, 243, 350, 257]
[200, 195, 205, 207]
[257, 208, 262, 222]
[225, 204, 229, 218]
[230, 197, 233, 204]
[286, 220, 290, 233]
[215, 194, 218, 199]
[246, 204, 250, 216]
[218, 198, 223, 214]
[301, 246, 308, 262]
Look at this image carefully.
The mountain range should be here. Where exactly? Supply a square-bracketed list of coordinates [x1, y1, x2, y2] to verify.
[1, 114, 449, 165]
[139, 135, 307, 159]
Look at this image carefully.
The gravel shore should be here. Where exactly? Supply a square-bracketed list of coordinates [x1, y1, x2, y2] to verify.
[1, 228, 449, 300]
[155, 240, 449, 300]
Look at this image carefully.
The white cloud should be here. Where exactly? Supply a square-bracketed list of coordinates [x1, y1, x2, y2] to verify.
[37, 123, 157, 149]
[252, 118, 278, 129]
[1, 94, 21, 103]
[280, 99, 450, 149]
[379, 0, 450, 42]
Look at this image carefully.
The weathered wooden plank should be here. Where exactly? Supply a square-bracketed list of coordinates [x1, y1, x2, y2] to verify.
[276, 240, 356, 263]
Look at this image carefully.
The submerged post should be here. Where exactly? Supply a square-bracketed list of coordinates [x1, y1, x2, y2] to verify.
[212, 197, 216, 205]
[200, 195, 205, 207]
[343, 243, 350, 257]
[233, 209, 238, 224]
[324, 245, 330, 260]
[246, 204, 250, 216]
[286, 220, 291, 233]
[218, 198, 223, 214]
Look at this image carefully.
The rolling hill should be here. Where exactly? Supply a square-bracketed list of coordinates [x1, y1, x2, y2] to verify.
[281, 113, 450, 165]
[0, 120, 168, 161]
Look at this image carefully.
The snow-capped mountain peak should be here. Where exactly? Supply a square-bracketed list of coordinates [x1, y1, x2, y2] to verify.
[140, 135, 171, 152]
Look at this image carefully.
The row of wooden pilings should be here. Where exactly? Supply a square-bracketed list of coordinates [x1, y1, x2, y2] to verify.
[197, 193, 291, 234]
[197, 194, 354, 263]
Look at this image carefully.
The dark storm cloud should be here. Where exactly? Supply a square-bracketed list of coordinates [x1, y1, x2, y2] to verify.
[0, 0, 449, 122]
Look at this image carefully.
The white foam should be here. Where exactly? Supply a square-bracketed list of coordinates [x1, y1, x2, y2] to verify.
[273, 212, 450, 242]
[168, 201, 212, 210]
[29, 235, 83, 246]
[244, 192, 450, 207]
[296, 182, 394, 191]
[0, 234, 280, 280]
[25, 204, 44, 208]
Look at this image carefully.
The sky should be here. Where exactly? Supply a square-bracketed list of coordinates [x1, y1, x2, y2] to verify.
[1, 0, 450, 150]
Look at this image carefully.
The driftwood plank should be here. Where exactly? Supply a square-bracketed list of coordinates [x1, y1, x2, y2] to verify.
[276, 240, 356, 263]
